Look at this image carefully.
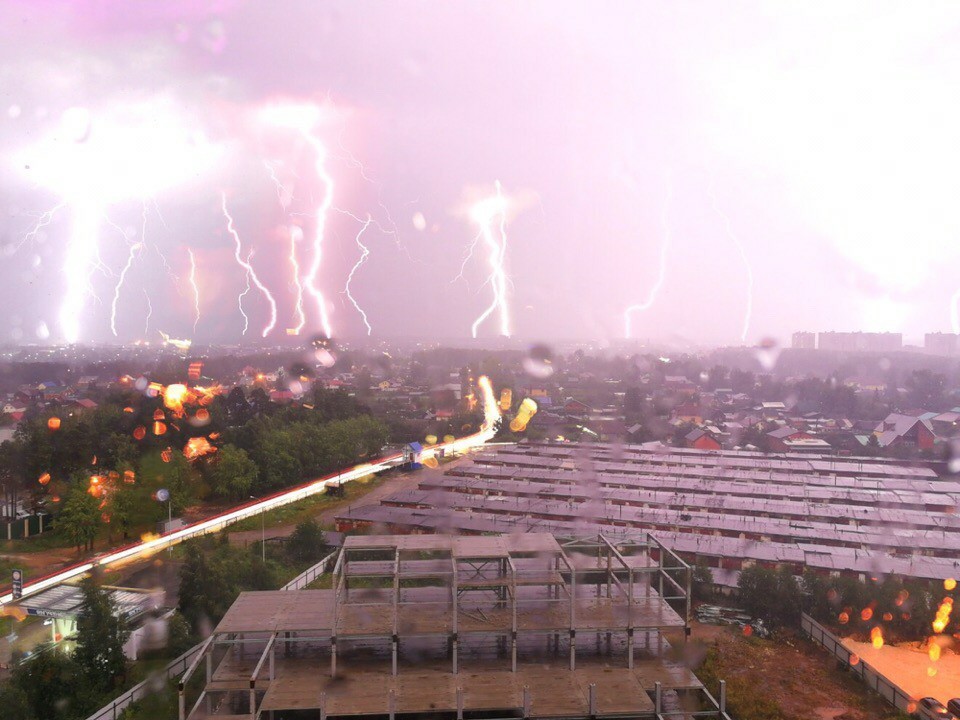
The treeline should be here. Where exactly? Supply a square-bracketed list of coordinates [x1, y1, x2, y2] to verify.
[729, 565, 941, 640]
[0, 385, 387, 548]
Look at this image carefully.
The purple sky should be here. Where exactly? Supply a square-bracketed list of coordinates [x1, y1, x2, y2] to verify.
[2, 1, 960, 347]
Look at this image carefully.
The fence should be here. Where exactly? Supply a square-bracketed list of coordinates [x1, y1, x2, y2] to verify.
[280, 550, 337, 591]
[800, 612, 916, 713]
[84, 551, 338, 720]
[83, 643, 204, 720]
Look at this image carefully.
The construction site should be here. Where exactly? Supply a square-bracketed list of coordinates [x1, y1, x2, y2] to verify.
[179, 533, 731, 720]
[335, 442, 960, 584]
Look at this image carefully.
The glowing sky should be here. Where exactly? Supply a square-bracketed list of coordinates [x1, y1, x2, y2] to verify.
[2, 1, 960, 346]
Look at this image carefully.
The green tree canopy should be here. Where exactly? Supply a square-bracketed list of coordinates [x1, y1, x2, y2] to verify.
[58, 485, 100, 553]
[210, 444, 259, 500]
[73, 575, 130, 693]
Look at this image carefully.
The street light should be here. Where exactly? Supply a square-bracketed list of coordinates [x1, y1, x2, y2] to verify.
[250, 496, 265, 562]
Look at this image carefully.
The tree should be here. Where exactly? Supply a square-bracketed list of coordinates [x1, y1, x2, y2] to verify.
[58, 485, 100, 553]
[249, 387, 273, 417]
[74, 575, 130, 692]
[211, 444, 259, 499]
[0, 682, 30, 720]
[692, 562, 715, 601]
[178, 543, 235, 633]
[737, 565, 801, 628]
[286, 519, 326, 563]
[159, 452, 194, 515]
[225, 386, 251, 425]
[166, 611, 196, 658]
[110, 485, 135, 540]
[9, 645, 81, 719]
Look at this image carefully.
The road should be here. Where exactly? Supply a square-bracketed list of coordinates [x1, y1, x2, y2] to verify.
[0, 376, 500, 608]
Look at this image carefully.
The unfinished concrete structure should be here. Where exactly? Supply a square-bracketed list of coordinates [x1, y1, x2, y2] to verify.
[180, 533, 730, 719]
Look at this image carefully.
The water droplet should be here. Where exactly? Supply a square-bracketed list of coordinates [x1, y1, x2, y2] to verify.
[523, 343, 554, 378]
[754, 337, 780, 371]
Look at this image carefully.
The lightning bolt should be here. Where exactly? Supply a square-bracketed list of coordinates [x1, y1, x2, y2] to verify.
[302, 136, 335, 339]
[59, 201, 103, 344]
[470, 180, 512, 339]
[107, 204, 149, 338]
[187, 249, 201, 334]
[110, 240, 143, 337]
[142, 288, 153, 338]
[624, 179, 672, 340]
[221, 191, 278, 338]
[18, 203, 66, 252]
[453, 227, 483, 288]
[264, 160, 294, 209]
[708, 181, 754, 344]
[237, 250, 252, 336]
[344, 215, 373, 336]
[287, 226, 307, 335]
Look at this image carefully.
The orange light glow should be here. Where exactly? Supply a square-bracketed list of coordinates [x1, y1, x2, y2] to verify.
[153, 421, 167, 436]
[870, 626, 884, 650]
[946, 578, 957, 591]
[123, 470, 135, 484]
[163, 383, 190, 416]
[38, 472, 51, 485]
[153, 408, 165, 421]
[860, 607, 873, 622]
[933, 598, 953, 634]
[133, 425, 146, 440]
[838, 612, 849, 624]
[123, 406, 134, 413]
[47, 417, 61, 431]
[882, 612, 893, 622]
[849, 653, 860, 666]
[183, 436, 216, 459]
[160, 448, 172, 463]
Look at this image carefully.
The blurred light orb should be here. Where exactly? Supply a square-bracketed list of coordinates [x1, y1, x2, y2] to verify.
[61, 106, 92, 143]
[314, 349, 336, 368]
[523, 343, 554, 378]
[412, 212, 426, 231]
[754, 337, 781, 371]
[156, 488, 170, 502]
[7, 104, 21, 119]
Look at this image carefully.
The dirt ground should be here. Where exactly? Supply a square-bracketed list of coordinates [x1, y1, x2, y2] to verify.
[691, 621, 906, 720]
[842, 636, 959, 706]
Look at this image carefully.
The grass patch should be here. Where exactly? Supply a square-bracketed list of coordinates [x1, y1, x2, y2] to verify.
[226, 473, 385, 534]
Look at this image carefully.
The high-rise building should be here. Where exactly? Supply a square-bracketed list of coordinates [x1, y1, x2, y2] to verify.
[924, 332, 958, 356]
[817, 332, 902, 352]
[791, 331, 816, 349]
